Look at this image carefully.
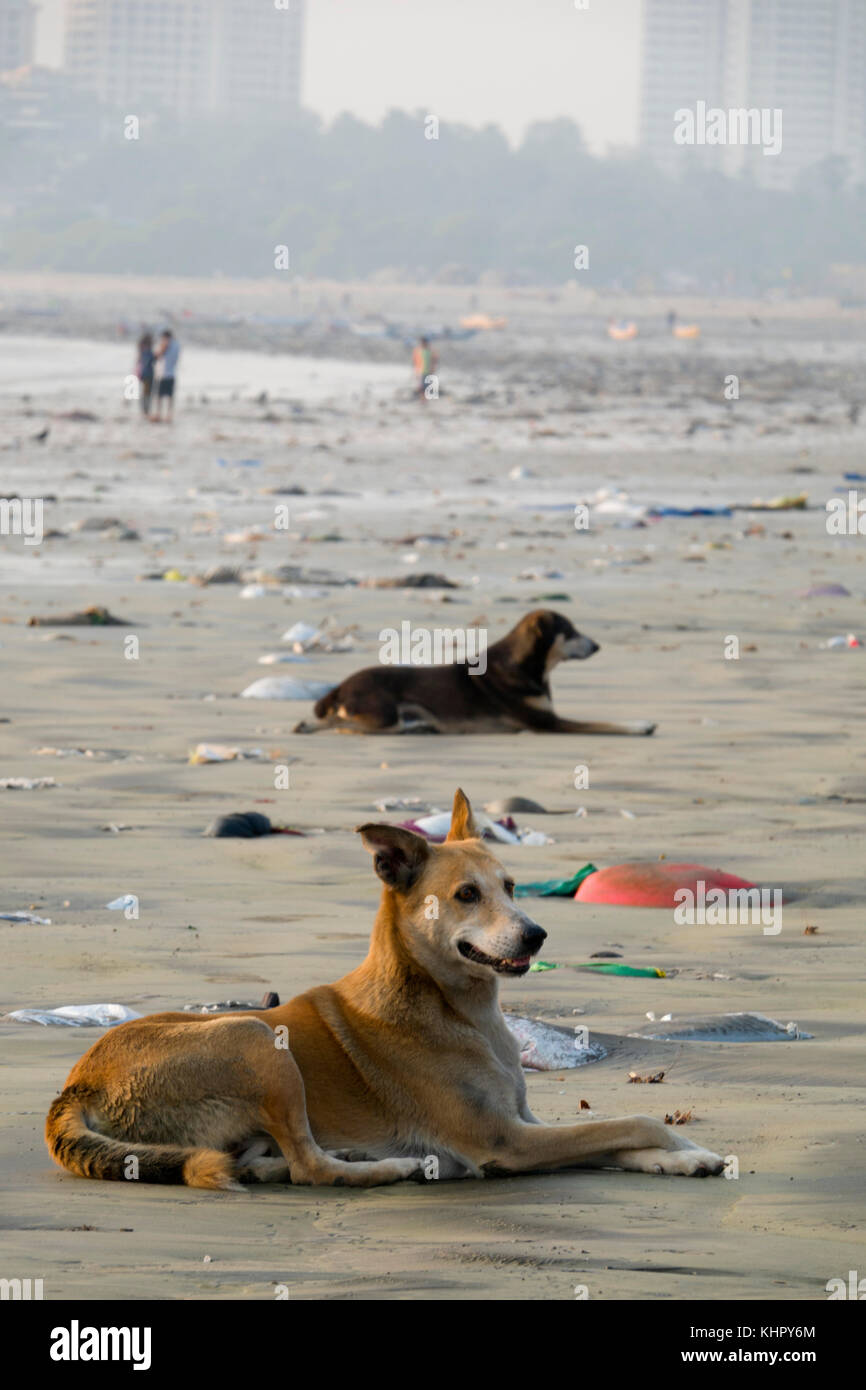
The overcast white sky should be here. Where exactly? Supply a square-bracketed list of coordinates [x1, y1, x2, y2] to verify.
[33, 0, 643, 151]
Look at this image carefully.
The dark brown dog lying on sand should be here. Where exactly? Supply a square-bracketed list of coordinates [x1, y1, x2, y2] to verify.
[295, 609, 656, 735]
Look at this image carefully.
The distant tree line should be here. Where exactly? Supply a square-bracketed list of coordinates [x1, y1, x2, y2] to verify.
[0, 107, 863, 291]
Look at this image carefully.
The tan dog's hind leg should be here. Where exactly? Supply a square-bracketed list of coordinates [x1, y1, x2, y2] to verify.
[480, 1115, 725, 1178]
[250, 1025, 421, 1187]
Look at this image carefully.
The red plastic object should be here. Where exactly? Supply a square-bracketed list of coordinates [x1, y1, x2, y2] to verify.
[575, 861, 756, 908]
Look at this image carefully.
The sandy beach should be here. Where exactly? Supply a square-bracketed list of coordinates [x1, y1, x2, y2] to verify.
[1, 277, 865, 1301]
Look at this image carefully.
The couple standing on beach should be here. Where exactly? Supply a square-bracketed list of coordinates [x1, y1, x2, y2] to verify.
[135, 329, 180, 421]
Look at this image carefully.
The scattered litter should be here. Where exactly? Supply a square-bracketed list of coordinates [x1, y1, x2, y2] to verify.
[817, 775, 866, 801]
[528, 960, 559, 972]
[664, 1109, 693, 1125]
[34, 747, 107, 759]
[0, 911, 51, 924]
[6, 1004, 141, 1027]
[240, 584, 277, 599]
[630, 1011, 813, 1042]
[282, 621, 320, 648]
[650, 504, 733, 518]
[798, 584, 850, 598]
[202, 811, 305, 838]
[821, 633, 861, 649]
[575, 861, 757, 908]
[504, 1014, 605, 1070]
[225, 530, 268, 544]
[184, 991, 280, 1013]
[619, 808, 637, 819]
[373, 796, 430, 812]
[100, 823, 132, 833]
[70, 516, 129, 532]
[484, 796, 549, 815]
[199, 565, 242, 585]
[106, 895, 137, 911]
[281, 622, 353, 653]
[515, 865, 597, 898]
[258, 652, 309, 664]
[732, 492, 808, 511]
[628, 1070, 666, 1084]
[203, 811, 274, 838]
[188, 743, 266, 765]
[0, 777, 59, 790]
[240, 677, 333, 700]
[402, 810, 552, 846]
[361, 573, 460, 589]
[578, 963, 666, 978]
[27, 606, 126, 627]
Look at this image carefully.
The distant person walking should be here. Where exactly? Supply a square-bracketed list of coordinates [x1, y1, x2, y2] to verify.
[412, 336, 438, 400]
[153, 329, 180, 421]
[135, 331, 155, 416]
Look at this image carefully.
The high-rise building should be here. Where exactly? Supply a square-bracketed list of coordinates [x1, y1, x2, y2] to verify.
[64, 0, 304, 119]
[0, 0, 36, 74]
[640, 0, 866, 189]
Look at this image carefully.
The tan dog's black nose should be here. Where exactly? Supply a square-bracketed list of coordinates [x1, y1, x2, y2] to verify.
[521, 924, 547, 954]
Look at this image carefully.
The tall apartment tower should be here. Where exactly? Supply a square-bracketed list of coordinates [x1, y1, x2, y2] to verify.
[64, 0, 304, 119]
[640, 0, 866, 188]
[0, 0, 37, 74]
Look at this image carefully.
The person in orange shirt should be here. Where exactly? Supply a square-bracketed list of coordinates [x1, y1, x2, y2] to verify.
[412, 336, 438, 399]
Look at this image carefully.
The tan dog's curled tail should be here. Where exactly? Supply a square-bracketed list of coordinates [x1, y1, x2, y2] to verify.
[45, 1088, 240, 1190]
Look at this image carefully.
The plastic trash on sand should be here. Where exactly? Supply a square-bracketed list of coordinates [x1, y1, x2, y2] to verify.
[0, 910, 52, 924]
[402, 811, 552, 846]
[257, 652, 310, 665]
[241, 677, 333, 700]
[188, 743, 265, 764]
[578, 962, 666, 978]
[515, 865, 597, 897]
[575, 861, 756, 908]
[0, 777, 59, 790]
[106, 894, 137, 911]
[629, 1011, 812, 1042]
[240, 584, 279, 599]
[6, 1003, 142, 1027]
[282, 621, 320, 648]
[503, 1014, 606, 1070]
[821, 633, 861, 649]
[203, 811, 274, 838]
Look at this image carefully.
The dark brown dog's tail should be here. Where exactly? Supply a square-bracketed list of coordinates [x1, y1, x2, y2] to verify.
[313, 686, 339, 720]
[45, 1088, 240, 1190]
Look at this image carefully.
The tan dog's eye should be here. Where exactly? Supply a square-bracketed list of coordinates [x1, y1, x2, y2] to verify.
[503, 879, 515, 898]
[455, 884, 480, 904]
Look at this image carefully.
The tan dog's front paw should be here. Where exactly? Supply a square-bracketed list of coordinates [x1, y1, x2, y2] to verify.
[613, 1145, 725, 1176]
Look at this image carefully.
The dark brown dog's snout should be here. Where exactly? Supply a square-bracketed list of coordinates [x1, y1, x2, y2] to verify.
[520, 922, 547, 954]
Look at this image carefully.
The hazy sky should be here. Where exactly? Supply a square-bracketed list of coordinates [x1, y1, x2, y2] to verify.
[33, 0, 642, 151]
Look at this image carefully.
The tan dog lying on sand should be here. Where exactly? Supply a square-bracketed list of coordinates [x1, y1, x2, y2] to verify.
[46, 790, 723, 1190]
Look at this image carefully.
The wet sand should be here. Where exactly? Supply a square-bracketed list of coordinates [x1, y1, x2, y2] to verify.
[1, 284, 865, 1300]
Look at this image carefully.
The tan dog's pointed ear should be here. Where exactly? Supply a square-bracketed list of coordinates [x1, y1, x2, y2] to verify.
[446, 787, 477, 842]
[355, 823, 430, 890]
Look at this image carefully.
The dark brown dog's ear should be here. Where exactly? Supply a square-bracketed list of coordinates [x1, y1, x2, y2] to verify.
[446, 787, 477, 842]
[355, 823, 430, 890]
[530, 609, 555, 638]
